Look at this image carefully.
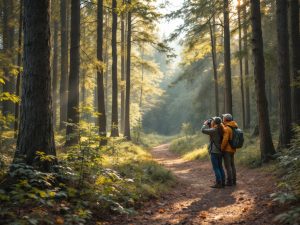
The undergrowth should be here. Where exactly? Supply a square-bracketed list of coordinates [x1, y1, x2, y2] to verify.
[270, 126, 300, 225]
[169, 134, 208, 155]
[0, 115, 175, 224]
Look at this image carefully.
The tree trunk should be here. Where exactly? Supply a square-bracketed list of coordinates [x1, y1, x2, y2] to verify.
[250, 0, 276, 162]
[14, 0, 23, 138]
[243, 0, 251, 129]
[124, 0, 131, 140]
[81, 26, 86, 109]
[110, 0, 119, 137]
[66, 0, 80, 145]
[223, 0, 233, 114]
[52, 21, 59, 128]
[104, 12, 109, 119]
[97, 0, 107, 146]
[15, 0, 56, 170]
[289, 0, 300, 124]
[59, 0, 68, 130]
[209, 17, 219, 116]
[120, 0, 126, 134]
[276, 0, 292, 149]
[238, 0, 246, 129]
[2, 0, 15, 116]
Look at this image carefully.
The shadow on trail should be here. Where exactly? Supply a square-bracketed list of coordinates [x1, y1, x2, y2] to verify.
[175, 187, 236, 224]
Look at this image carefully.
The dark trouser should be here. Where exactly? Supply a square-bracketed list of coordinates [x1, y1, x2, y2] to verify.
[210, 153, 225, 183]
[223, 152, 236, 184]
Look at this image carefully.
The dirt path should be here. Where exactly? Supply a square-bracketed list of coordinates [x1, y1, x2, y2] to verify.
[114, 144, 280, 225]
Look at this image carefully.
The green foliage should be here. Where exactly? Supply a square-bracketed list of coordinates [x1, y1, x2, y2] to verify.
[0, 107, 175, 224]
[181, 122, 194, 140]
[169, 133, 208, 156]
[0, 92, 20, 103]
[274, 207, 300, 225]
[270, 126, 300, 225]
[0, 113, 15, 176]
[0, 161, 93, 224]
[234, 133, 262, 168]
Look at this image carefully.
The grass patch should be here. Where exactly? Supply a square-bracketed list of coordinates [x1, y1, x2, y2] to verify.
[169, 133, 208, 155]
[182, 144, 209, 161]
[138, 132, 177, 148]
[169, 133, 209, 161]
[235, 133, 261, 168]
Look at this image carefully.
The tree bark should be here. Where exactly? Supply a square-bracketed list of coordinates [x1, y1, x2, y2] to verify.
[52, 20, 59, 128]
[2, 0, 15, 116]
[66, 0, 80, 145]
[104, 12, 109, 117]
[289, 0, 300, 124]
[120, 0, 126, 134]
[81, 25, 86, 109]
[276, 0, 292, 149]
[15, 0, 56, 170]
[14, 0, 23, 138]
[243, 0, 251, 129]
[250, 0, 275, 162]
[97, 0, 107, 146]
[209, 17, 219, 116]
[124, 0, 131, 140]
[59, 0, 68, 130]
[223, 0, 233, 114]
[238, 0, 246, 129]
[110, 0, 119, 137]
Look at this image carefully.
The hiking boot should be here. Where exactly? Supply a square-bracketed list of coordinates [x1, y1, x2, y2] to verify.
[225, 181, 233, 186]
[210, 183, 223, 189]
[222, 180, 225, 188]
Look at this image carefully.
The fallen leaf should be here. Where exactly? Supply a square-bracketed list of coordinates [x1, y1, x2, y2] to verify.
[200, 212, 208, 219]
[56, 216, 64, 224]
[242, 207, 249, 212]
[158, 208, 165, 213]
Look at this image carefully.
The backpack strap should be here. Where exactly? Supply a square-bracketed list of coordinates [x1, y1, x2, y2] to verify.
[225, 125, 235, 141]
[226, 125, 236, 130]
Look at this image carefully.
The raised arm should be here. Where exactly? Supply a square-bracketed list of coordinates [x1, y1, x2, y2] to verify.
[201, 124, 217, 135]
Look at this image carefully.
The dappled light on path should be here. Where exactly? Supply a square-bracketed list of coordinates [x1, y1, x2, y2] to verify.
[112, 144, 280, 225]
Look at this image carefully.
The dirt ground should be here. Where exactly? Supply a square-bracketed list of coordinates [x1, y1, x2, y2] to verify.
[111, 144, 281, 225]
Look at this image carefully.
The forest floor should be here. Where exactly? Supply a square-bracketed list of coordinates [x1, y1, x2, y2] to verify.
[110, 143, 282, 225]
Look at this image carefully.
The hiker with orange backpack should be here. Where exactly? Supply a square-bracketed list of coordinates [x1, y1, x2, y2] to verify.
[221, 113, 244, 186]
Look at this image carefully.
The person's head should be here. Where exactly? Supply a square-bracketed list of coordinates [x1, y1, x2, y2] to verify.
[222, 113, 233, 123]
[212, 117, 222, 127]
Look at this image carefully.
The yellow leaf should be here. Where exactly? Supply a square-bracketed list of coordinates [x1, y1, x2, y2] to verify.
[56, 216, 64, 224]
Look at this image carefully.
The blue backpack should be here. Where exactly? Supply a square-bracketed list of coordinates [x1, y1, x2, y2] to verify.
[228, 126, 244, 149]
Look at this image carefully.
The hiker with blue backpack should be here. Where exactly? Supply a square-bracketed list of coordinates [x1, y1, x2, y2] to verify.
[201, 117, 226, 189]
[221, 113, 244, 186]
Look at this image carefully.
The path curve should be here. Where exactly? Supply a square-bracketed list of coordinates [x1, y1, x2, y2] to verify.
[115, 144, 280, 225]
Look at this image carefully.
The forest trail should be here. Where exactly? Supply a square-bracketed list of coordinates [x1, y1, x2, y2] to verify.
[113, 144, 280, 225]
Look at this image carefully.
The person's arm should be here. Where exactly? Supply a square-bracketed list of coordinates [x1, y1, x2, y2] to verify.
[201, 124, 216, 135]
[221, 127, 229, 151]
